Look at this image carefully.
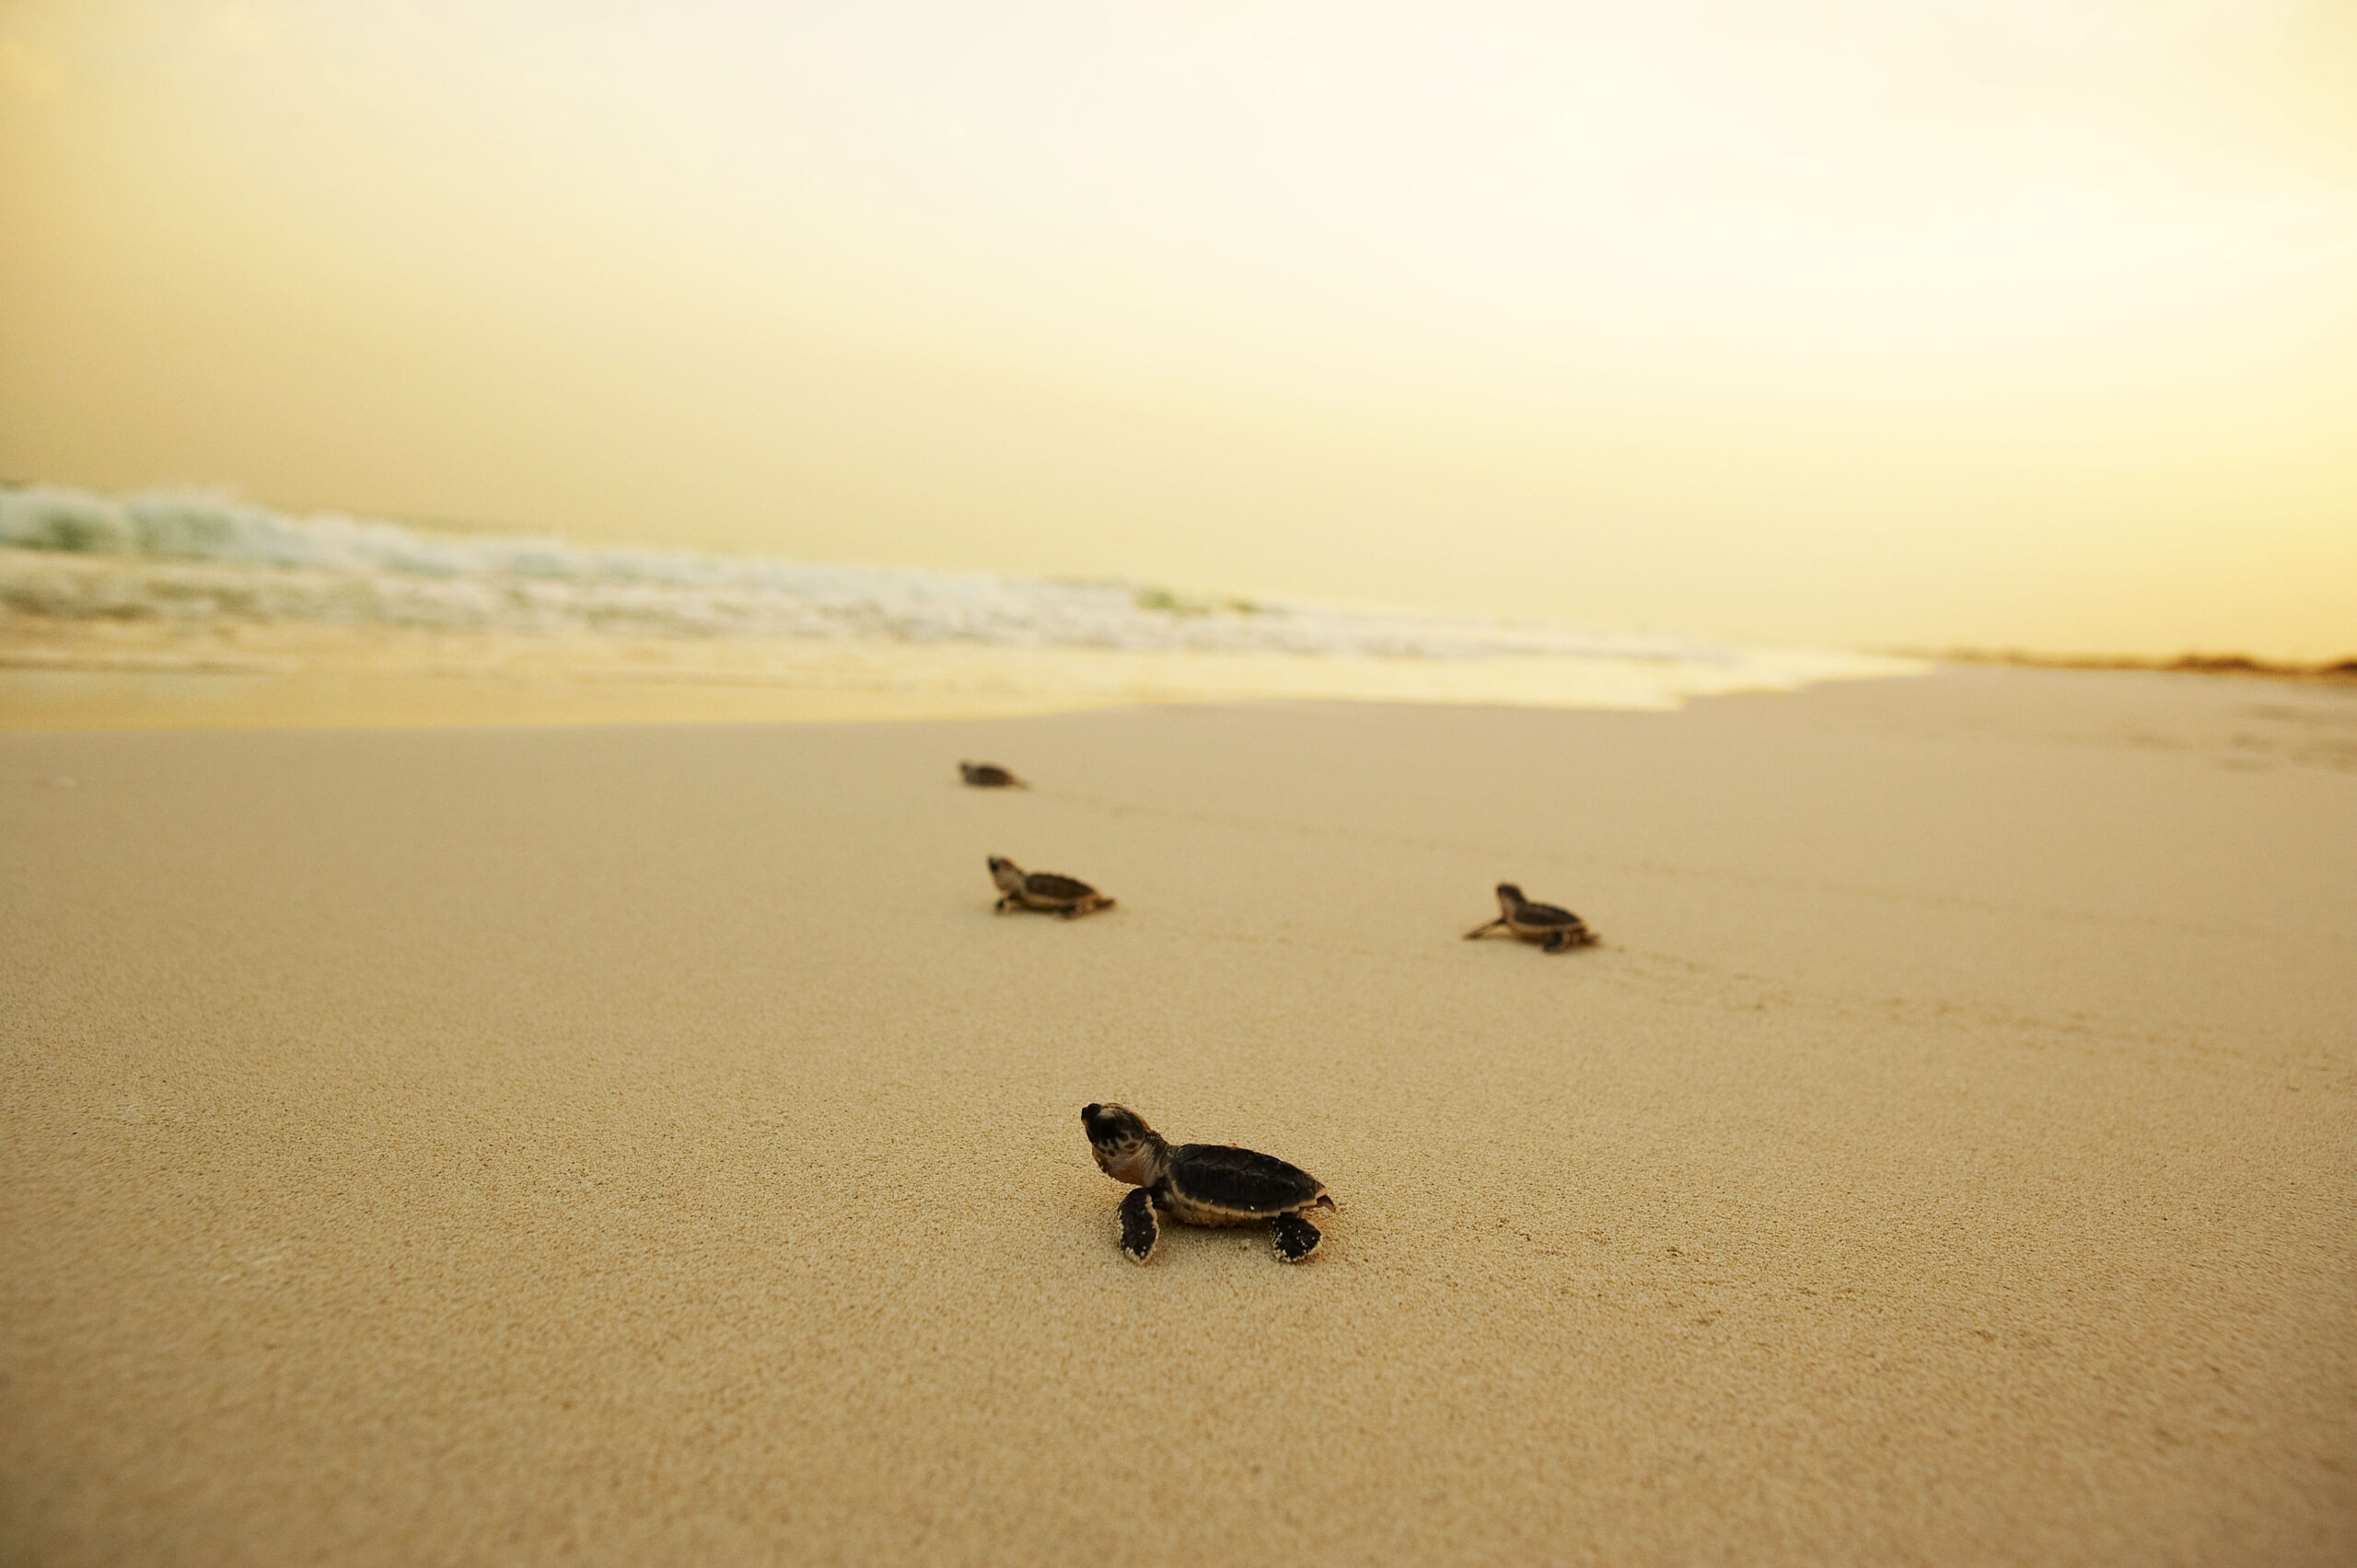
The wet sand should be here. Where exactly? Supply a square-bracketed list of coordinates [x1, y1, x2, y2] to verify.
[3, 667, 2351, 1565]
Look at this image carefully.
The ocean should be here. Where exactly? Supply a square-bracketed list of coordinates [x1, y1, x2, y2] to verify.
[0, 485, 1918, 714]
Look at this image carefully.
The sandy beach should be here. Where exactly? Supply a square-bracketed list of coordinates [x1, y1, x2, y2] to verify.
[3, 665, 2351, 1565]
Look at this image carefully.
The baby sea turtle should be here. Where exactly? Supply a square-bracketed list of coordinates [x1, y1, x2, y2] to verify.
[1464, 882, 1598, 953]
[989, 855, 1115, 918]
[959, 761, 1028, 788]
[1081, 1103, 1334, 1264]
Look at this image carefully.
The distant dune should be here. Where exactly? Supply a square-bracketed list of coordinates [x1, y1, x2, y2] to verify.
[1934, 649, 2357, 684]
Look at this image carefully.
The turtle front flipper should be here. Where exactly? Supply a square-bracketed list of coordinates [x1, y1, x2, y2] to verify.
[1463, 918, 1504, 939]
[1118, 1187, 1160, 1264]
[1271, 1212, 1322, 1263]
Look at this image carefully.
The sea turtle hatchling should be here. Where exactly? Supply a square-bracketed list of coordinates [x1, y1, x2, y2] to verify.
[989, 855, 1115, 918]
[1464, 882, 1599, 953]
[1081, 1103, 1334, 1264]
[959, 761, 1028, 788]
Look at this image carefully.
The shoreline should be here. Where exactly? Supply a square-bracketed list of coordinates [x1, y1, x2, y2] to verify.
[10, 645, 2352, 736]
[0, 664, 1121, 730]
[0, 620, 1921, 731]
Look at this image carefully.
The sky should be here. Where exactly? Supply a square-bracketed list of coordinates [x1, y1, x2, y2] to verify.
[2, 0, 2352, 657]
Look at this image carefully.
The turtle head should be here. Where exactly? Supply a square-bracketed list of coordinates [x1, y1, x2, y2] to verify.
[1496, 882, 1526, 911]
[1081, 1102, 1167, 1186]
[988, 855, 1025, 892]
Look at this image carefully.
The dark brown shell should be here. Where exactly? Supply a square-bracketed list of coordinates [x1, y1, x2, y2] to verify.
[1167, 1144, 1326, 1215]
[1023, 872, 1098, 900]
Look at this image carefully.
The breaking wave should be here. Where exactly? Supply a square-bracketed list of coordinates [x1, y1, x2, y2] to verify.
[0, 484, 1917, 705]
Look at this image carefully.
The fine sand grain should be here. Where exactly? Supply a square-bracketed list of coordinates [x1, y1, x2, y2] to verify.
[3, 667, 2351, 1565]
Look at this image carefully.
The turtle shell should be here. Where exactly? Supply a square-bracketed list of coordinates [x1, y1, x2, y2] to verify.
[1515, 900, 1583, 927]
[1023, 872, 1098, 900]
[1167, 1144, 1326, 1216]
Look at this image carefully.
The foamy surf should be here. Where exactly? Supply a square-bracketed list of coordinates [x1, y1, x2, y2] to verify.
[1, 485, 1920, 715]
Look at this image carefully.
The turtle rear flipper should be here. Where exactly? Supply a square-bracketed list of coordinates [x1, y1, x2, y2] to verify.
[1119, 1187, 1160, 1264]
[1271, 1212, 1321, 1263]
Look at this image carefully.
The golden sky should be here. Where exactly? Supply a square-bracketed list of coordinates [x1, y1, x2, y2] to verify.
[2, 0, 2352, 656]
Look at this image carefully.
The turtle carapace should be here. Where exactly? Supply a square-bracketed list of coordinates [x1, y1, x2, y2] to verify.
[1081, 1102, 1333, 1264]
[959, 761, 1028, 788]
[989, 855, 1115, 918]
[1464, 882, 1598, 953]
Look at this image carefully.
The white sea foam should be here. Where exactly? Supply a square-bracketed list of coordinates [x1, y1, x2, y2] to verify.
[0, 484, 1918, 706]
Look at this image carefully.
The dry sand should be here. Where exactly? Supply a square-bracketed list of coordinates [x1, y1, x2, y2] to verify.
[3, 666, 2351, 1565]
